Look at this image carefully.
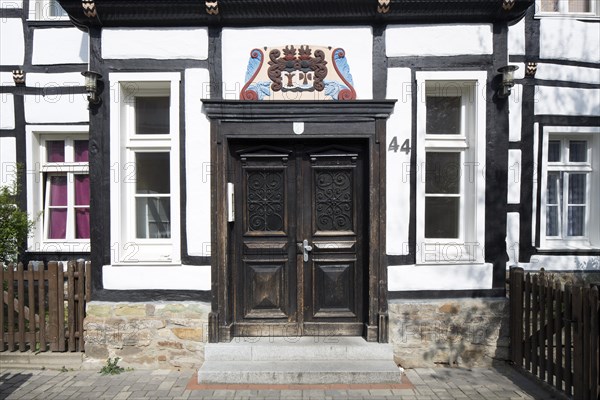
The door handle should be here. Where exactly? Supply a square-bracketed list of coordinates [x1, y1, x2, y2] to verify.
[302, 239, 312, 262]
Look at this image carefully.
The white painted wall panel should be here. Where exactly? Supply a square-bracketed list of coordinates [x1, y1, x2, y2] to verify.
[386, 24, 493, 56]
[103, 265, 211, 290]
[506, 212, 520, 267]
[222, 27, 372, 100]
[0, 137, 16, 187]
[509, 83, 522, 141]
[24, 73, 88, 123]
[0, 93, 15, 129]
[507, 149, 521, 204]
[32, 28, 88, 65]
[185, 68, 211, 257]
[388, 263, 493, 290]
[535, 86, 600, 116]
[536, 63, 600, 85]
[520, 255, 600, 271]
[508, 18, 525, 55]
[0, 19, 24, 65]
[540, 18, 600, 63]
[386, 68, 412, 255]
[102, 28, 209, 60]
[0, 1, 23, 8]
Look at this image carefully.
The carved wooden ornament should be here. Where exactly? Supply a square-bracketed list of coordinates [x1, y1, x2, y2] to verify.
[240, 45, 357, 101]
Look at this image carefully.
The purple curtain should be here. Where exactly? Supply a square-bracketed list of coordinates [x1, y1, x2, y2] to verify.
[48, 176, 67, 239]
[75, 175, 90, 239]
[46, 141, 65, 162]
[75, 140, 89, 162]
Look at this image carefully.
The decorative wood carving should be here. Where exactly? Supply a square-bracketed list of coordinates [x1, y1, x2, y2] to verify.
[205, 1, 219, 15]
[12, 70, 25, 85]
[240, 45, 356, 101]
[377, 0, 391, 14]
[502, 0, 515, 11]
[525, 62, 538, 78]
[81, 0, 97, 18]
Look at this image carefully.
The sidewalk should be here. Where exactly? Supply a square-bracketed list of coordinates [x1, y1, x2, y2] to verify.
[0, 364, 566, 399]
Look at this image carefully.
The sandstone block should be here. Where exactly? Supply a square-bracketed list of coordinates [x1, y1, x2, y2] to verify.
[171, 328, 204, 342]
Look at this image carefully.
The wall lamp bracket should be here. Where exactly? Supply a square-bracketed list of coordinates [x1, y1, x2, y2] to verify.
[497, 65, 519, 98]
[81, 70, 102, 105]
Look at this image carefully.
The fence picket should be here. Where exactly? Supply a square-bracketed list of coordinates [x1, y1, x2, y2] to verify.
[47, 262, 58, 351]
[37, 267, 46, 352]
[7, 263, 15, 351]
[539, 273, 546, 381]
[554, 280, 563, 392]
[57, 262, 65, 352]
[582, 286, 591, 400]
[513, 268, 524, 366]
[85, 261, 91, 302]
[17, 263, 25, 351]
[564, 284, 573, 397]
[67, 261, 75, 352]
[546, 275, 553, 386]
[532, 274, 539, 377]
[76, 261, 85, 352]
[0, 264, 4, 352]
[27, 263, 36, 350]
[589, 286, 598, 400]
[573, 285, 584, 400]
[524, 273, 531, 370]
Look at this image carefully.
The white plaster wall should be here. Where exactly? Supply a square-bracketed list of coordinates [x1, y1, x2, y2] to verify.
[507, 149, 521, 204]
[506, 212, 520, 267]
[388, 263, 493, 291]
[519, 255, 600, 271]
[24, 73, 88, 123]
[102, 28, 209, 60]
[0, 18, 24, 65]
[222, 27, 373, 100]
[0, 93, 15, 129]
[508, 83, 522, 142]
[535, 86, 600, 116]
[386, 68, 412, 255]
[103, 265, 211, 290]
[32, 28, 88, 65]
[508, 18, 525, 55]
[540, 18, 600, 63]
[0, 0, 23, 8]
[536, 63, 600, 85]
[0, 136, 16, 187]
[185, 68, 211, 257]
[386, 24, 493, 57]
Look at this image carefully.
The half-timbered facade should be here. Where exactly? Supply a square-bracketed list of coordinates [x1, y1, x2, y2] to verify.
[1, 0, 598, 371]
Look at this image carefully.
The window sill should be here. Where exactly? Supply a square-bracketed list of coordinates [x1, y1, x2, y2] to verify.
[534, 13, 600, 21]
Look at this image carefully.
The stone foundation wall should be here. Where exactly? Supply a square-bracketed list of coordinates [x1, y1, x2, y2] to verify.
[84, 301, 210, 370]
[388, 298, 509, 368]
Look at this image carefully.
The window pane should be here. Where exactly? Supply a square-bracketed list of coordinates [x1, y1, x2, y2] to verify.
[548, 140, 561, 162]
[75, 175, 90, 205]
[569, 0, 590, 12]
[46, 140, 65, 162]
[546, 205, 559, 237]
[74, 140, 89, 162]
[425, 197, 459, 238]
[135, 97, 170, 135]
[567, 206, 585, 236]
[547, 172, 561, 204]
[135, 153, 170, 194]
[426, 152, 460, 194]
[136, 197, 171, 239]
[48, 209, 67, 239]
[540, 0, 559, 11]
[49, 175, 67, 206]
[49, 0, 68, 17]
[568, 173, 586, 204]
[75, 208, 90, 239]
[426, 96, 461, 135]
[569, 140, 587, 162]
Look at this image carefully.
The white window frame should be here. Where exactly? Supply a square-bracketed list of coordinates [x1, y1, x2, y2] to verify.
[539, 127, 600, 249]
[28, 0, 69, 21]
[25, 126, 90, 254]
[110, 72, 181, 265]
[416, 71, 486, 265]
[535, 0, 600, 18]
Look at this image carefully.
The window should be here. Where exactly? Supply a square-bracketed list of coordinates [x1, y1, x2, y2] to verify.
[110, 73, 181, 264]
[537, 0, 599, 16]
[416, 72, 486, 264]
[30, 0, 68, 20]
[540, 131, 600, 249]
[25, 127, 91, 254]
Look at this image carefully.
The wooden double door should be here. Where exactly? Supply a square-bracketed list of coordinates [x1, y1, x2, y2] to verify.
[229, 140, 367, 337]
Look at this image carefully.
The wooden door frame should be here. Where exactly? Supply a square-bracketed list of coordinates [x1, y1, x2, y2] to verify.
[202, 100, 396, 343]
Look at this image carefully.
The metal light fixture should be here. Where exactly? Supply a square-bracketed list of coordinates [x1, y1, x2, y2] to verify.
[81, 70, 102, 104]
[497, 65, 519, 98]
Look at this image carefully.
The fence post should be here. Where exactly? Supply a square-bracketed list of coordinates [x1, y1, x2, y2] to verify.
[7, 263, 15, 351]
[510, 267, 524, 367]
[47, 261, 59, 351]
[573, 285, 584, 400]
[589, 286, 598, 400]
[0, 263, 4, 352]
[27, 262, 36, 351]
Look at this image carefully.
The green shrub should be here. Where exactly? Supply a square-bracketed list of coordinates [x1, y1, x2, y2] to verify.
[0, 174, 35, 264]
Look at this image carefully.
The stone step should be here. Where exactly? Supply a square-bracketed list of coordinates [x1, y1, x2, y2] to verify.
[0, 352, 84, 371]
[198, 360, 402, 384]
[204, 336, 394, 361]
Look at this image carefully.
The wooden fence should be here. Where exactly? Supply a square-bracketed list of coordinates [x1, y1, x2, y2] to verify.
[1, 260, 90, 353]
[509, 267, 599, 399]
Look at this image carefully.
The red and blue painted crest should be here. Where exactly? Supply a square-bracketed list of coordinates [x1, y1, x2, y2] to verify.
[240, 45, 356, 101]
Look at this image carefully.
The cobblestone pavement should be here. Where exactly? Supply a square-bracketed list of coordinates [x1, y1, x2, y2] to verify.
[0, 364, 566, 399]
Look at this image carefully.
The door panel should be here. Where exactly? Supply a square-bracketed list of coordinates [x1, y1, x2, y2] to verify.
[232, 141, 366, 336]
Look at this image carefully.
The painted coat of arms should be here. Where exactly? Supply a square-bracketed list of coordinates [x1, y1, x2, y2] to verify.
[240, 45, 356, 101]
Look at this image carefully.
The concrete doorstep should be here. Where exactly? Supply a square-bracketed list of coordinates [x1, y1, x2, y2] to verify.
[0, 351, 84, 371]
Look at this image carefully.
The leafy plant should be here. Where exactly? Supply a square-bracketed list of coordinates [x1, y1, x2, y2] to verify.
[99, 357, 125, 375]
[0, 170, 36, 264]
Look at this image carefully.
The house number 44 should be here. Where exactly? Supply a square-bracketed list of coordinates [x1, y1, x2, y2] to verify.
[388, 137, 411, 154]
